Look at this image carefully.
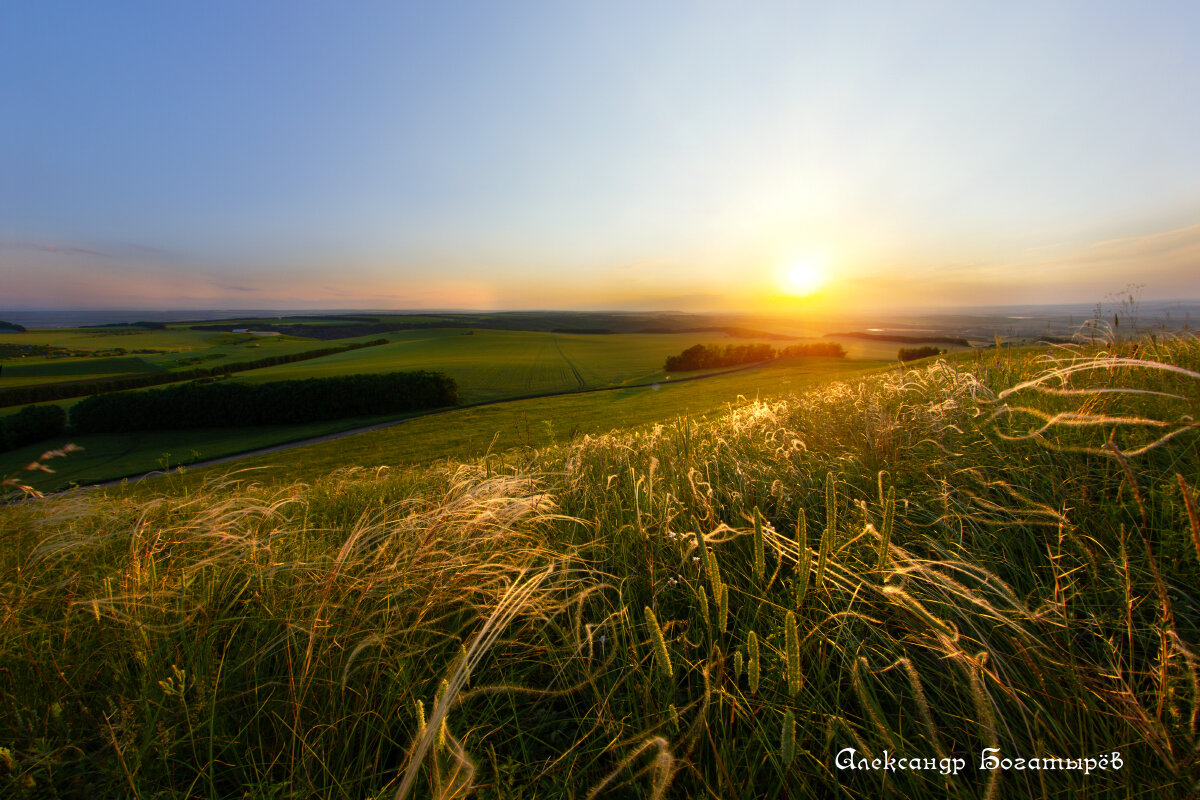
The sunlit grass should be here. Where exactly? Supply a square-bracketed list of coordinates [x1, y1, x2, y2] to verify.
[2, 333, 1199, 797]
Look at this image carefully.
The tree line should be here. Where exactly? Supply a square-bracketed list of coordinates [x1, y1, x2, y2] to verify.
[0, 339, 389, 408]
[664, 342, 846, 372]
[897, 346, 944, 362]
[71, 371, 458, 433]
[0, 404, 66, 452]
[0, 370, 457, 452]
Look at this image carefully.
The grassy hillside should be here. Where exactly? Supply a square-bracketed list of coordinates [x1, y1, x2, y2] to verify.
[3, 334, 1198, 797]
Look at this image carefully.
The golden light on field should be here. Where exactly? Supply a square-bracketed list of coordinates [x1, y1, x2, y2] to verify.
[779, 256, 829, 297]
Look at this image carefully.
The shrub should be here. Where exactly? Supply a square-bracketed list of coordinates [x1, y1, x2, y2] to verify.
[897, 346, 942, 362]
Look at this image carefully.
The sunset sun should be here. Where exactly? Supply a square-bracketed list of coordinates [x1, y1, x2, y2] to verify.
[780, 257, 830, 297]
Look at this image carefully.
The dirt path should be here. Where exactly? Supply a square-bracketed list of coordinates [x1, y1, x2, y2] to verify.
[552, 335, 587, 389]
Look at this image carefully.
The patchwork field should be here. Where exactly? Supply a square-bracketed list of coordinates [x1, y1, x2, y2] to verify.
[0, 327, 354, 388]
[232, 329, 785, 401]
[2, 355, 882, 492]
[1, 311, 999, 493]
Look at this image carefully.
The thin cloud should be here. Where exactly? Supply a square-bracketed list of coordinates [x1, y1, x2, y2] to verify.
[0, 239, 106, 257]
[0, 237, 185, 262]
[1089, 221, 1200, 252]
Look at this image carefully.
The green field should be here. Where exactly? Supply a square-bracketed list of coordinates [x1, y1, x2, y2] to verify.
[180, 355, 884, 489]
[0, 327, 352, 388]
[3, 356, 882, 492]
[1, 313, 979, 491]
[1, 320, 970, 397]
[236, 329, 584, 401]
[820, 334, 973, 360]
[233, 329, 781, 401]
[2, 322, 788, 397]
[4, 333, 1196, 797]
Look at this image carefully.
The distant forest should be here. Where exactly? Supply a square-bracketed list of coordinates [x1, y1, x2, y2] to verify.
[664, 342, 845, 372]
[827, 331, 970, 346]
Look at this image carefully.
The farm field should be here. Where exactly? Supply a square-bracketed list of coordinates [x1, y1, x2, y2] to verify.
[2, 355, 884, 493]
[0, 327, 351, 389]
[234, 329, 583, 401]
[1, 314, 973, 398]
[172, 354, 886, 489]
[233, 328, 786, 401]
[1, 311, 983, 492]
[819, 334, 974, 360]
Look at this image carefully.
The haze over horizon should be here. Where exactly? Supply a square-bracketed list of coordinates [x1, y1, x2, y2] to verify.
[3, 2, 1199, 313]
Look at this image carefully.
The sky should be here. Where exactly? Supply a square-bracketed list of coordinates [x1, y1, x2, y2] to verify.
[2, 1, 1199, 313]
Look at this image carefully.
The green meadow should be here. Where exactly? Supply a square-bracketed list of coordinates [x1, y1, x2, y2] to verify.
[2, 332, 1197, 797]
[0, 327, 342, 387]
[170, 355, 883, 490]
[232, 329, 786, 400]
[1, 322, 783, 400]
[2, 355, 880, 492]
[3, 318, 877, 490]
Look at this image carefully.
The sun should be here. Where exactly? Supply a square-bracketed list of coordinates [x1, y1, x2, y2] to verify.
[779, 257, 829, 297]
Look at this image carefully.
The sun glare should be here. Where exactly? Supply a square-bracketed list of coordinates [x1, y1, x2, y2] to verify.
[780, 257, 829, 297]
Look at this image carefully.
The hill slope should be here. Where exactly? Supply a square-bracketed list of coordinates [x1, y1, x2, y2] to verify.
[2, 336, 1199, 797]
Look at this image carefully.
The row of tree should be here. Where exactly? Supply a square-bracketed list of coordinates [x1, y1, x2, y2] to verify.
[897, 346, 944, 362]
[663, 342, 846, 372]
[70, 371, 458, 433]
[0, 370, 457, 452]
[0, 338, 389, 408]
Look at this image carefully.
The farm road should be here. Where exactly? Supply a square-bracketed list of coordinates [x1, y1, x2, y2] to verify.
[552, 335, 587, 389]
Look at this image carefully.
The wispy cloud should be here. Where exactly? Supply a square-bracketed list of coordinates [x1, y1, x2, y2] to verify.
[0, 237, 187, 262]
[1089, 221, 1200, 252]
[1012, 222, 1200, 280]
[0, 239, 106, 257]
[822, 219, 1200, 311]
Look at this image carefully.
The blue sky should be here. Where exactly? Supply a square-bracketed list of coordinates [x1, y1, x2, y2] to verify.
[3, 1, 1199, 311]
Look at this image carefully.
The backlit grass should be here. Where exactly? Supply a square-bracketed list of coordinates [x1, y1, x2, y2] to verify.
[2, 334, 1198, 797]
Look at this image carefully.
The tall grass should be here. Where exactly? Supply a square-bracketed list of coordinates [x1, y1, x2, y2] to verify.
[2, 334, 1199, 797]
